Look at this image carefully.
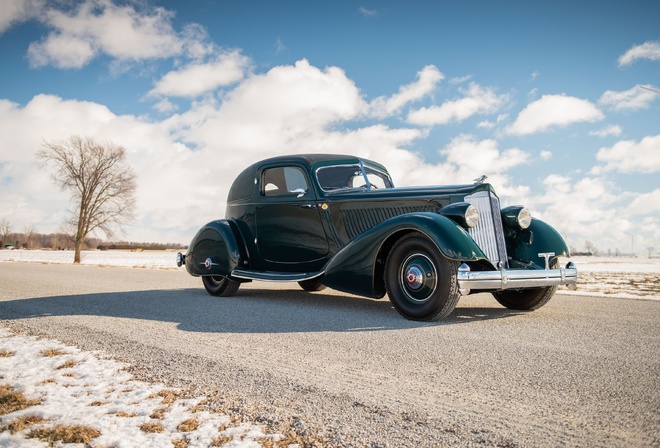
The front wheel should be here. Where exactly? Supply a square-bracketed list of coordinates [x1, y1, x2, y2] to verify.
[492, 286, 557, 310]
[202, 276, 240, 297]
[385, 232, 460, 321]
[492, 260, 558, 310]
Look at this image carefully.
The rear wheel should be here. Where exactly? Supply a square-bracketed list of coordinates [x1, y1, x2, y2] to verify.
[385, 232, 460, 321]
[202, 276, 240, 297]
[298, 279, 326, 292]
[492, 260, 558, 310]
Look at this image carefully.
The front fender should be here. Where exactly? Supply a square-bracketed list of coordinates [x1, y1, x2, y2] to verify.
[321, 212, 486, 298]
[507, 218, 570, 269]
[185, 220, 242, 277]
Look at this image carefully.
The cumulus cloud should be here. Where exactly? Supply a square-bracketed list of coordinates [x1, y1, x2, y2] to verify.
[370, 65, 444, 118]
[599, 85, 658, 111]
[0, 0, 43, 33]
[627, 189, 660, 215]
[26, 0, 210, 69]
[506, 94, 604, 135]
[406, 83, 508, 126]
[618, 41, 660, 67]
[149, 51, 251, 98]
[593, 135, 660, 174]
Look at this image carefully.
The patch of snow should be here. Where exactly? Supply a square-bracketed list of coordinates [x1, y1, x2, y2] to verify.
[0, 328, 280, 447]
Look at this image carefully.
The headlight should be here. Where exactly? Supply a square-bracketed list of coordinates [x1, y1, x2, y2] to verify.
[501, 206, 532, 229]
[440, 202, 480, 229]
[465, 204, 480, 228]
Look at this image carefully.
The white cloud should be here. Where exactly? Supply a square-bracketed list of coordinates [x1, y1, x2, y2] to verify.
[153, 98, 178, 113]
[618, 41, 660, 67]
[26, 0, 209, 69]
[589, 124, 622, 137]
[0, 0, 43, 33]
[506, 94, 604, 135]
[149, 51, 250, 98]
[370, 65, 444, 118]
[406, 83, 508, 126]
[599, 85, 658, 111]
[593, 134, 660, 174]
[627, 189, 660, 215]
[540, 150, 552, 161]
[359, 7, 378, 17]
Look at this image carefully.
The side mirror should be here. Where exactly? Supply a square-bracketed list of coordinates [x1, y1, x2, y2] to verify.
[291, 188, 307, 198]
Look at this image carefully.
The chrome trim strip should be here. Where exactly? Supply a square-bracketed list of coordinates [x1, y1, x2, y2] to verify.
[231, 269, 325, 282]
[457, 262, 577, 295]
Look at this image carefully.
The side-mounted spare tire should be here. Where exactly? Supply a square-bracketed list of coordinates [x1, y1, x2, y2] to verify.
[202, 275, 240, 297]
[385, 232, 460, 321]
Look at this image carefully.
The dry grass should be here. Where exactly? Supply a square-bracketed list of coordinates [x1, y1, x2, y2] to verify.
[0, 349, 15, 357]
[149, 389, 180, 405]
[140, 422, 165, 433]
[0, 384, 41, 415]
[150, 406, 170, 419]
[211, 434, 234, 446]
[40, 348, 67, 357]
[0, 414, 48, 434]
[38, 378, 56, 385]
[55, 360, 77, 370]
[177, 417, 200, 432]
[115, 410, 137, 418]
[89, 400, 108, 406]
[27, 424, 101, 446]
[172, 439, 189, 448]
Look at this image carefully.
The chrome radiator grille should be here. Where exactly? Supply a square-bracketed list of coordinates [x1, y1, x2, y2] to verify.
[465, 191, 508, 269]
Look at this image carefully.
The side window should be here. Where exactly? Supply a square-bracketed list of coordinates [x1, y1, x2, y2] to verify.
[262, 166, 309, 197]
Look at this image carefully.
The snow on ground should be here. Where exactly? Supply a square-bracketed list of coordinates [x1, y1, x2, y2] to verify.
[559, 255, 660, 301]
[0, 328, 282, 448]
[0, 249, 177, 269]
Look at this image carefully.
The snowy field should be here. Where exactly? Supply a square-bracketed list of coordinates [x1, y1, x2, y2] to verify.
[1, 249, 659, 300]
[0, 329, 282, 448]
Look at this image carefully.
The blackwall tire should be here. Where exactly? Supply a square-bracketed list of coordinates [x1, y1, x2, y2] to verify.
[492, 260, 559, 310]
[385, 232, 460, 321]
[202, 276, 240, 297]
[298, 279, 327, 292]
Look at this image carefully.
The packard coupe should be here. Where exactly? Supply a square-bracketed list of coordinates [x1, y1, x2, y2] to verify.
[177, 154, 577, 321]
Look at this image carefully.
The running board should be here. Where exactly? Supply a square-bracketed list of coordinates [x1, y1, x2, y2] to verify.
[231, 270, 324, 282]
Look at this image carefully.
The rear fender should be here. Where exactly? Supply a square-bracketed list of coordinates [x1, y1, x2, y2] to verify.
[185, 220, 243, 277]
[322, 212, 486, 298]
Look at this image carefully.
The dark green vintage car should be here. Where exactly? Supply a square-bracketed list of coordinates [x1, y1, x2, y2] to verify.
[177, 154, 577, 321]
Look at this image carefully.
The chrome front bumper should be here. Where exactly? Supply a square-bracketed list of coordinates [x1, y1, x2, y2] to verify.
[457, 262, 577, 296]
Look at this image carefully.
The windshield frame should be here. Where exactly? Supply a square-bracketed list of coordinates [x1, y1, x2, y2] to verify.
[315, 161, 394, 193]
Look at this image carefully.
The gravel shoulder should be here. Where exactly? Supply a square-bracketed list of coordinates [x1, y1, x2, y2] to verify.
[1, 262, 659, 447]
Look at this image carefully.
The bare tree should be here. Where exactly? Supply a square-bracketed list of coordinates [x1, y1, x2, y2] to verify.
[585, 240, 597, 256]
[0, 218, 11, 247]
[37, 135, 137, 263]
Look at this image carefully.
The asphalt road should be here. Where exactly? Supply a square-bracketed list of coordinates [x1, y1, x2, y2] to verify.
[1, 262, 658, 447]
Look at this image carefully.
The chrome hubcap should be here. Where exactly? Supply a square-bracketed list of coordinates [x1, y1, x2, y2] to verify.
[399, 253, 437, 303]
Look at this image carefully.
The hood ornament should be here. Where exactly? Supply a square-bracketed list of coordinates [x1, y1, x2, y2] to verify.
[473, 175, 487, 184]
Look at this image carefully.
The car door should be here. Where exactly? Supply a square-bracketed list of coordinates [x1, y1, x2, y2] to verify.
[255, 164, 329, 267]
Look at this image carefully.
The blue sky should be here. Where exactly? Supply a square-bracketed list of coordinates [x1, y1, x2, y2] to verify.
[0, 0, 659, 254]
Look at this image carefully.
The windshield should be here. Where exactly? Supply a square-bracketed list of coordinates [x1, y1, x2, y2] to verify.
[316, 163, 393, 191]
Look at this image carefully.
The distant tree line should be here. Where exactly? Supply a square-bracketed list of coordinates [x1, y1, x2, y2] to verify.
[0, 218, 184, 251]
